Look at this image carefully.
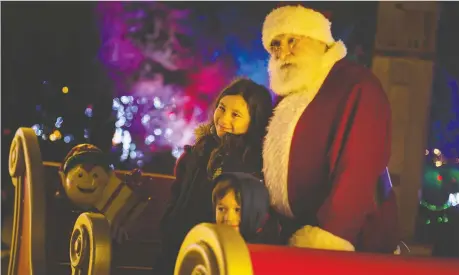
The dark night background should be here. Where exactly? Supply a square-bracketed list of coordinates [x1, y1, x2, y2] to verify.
[1, 1, 459, 255]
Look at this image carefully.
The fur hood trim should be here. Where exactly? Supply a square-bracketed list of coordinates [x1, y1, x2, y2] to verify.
[194, 123, 213, 141]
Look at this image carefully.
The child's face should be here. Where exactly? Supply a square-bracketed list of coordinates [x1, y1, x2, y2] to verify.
[215, 189, 241, 231]
[213, 95, 251, 137]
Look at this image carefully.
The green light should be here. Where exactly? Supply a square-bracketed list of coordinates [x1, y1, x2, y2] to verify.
[423, 166, 443, 189]
[420, 200, 451, 211]
[447, 167, 459, 185]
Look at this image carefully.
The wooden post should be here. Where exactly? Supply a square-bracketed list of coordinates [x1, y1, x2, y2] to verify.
[371, 2, 440, 241]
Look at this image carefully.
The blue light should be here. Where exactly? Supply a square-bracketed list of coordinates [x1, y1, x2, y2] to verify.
[64, 134, 74, 143]
[84, 129, 90, 139]
[55, 117, 64, 128]
[85, 108, 93, 118]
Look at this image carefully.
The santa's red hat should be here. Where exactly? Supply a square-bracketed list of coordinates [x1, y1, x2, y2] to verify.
[262, 5, 335, 51]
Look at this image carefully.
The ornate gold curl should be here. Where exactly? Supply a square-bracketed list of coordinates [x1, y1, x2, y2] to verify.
[174, 223, 253, 275]
[70, 212, 112, 275]
[9, 137, 25, 178]
[8, 128, 46, 275]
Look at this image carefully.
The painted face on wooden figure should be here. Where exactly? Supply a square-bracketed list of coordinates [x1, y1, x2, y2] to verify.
[59, 144, 111, 210]
[60, 164, 110, 209]
[213, 95, 251, 138]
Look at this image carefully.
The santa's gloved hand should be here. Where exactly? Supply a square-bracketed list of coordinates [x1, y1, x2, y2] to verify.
[288, 225, 355, 252]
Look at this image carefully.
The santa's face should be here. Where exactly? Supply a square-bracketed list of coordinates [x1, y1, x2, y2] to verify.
[268, 34, 327, 96]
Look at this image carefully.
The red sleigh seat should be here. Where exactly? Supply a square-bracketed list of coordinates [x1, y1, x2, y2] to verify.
[174, 223, 459, 275]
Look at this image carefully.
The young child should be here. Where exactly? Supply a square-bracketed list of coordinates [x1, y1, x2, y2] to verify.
[212, 172, 280, 244]
[157, 78, 273, 274]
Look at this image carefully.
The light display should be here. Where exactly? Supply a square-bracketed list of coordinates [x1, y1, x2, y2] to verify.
[96, 2, 270, 165]
[111, 94, 203, 166]
[419, 148, 459, 230]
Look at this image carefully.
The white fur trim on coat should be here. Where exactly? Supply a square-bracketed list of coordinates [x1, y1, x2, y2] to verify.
[263, 41, 347, 218]
[262, 5, 334, 51]
[288, 226, 356, 251]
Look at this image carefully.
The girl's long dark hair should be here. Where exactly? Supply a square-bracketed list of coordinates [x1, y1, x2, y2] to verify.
[195, 78, 273, 178]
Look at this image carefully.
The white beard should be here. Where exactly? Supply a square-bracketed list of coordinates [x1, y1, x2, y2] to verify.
[263, 41, 348, 218]
[268, 53, 323, 97]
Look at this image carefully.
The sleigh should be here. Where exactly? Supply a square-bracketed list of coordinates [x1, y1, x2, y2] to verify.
[6, 127, 175, 275]
[6, 127, 459, 275]
[174, 223, 459, 275]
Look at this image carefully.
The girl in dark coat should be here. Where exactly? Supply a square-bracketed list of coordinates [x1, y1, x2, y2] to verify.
[212, 172, 280, 244]
[156, 78, 273, 274]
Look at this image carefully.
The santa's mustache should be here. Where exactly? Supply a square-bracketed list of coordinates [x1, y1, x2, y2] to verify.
[273, 58, 296, 67]
[271, 57, 308, 72]
[269, 60, 301, 77]
[280, 62, 295, 69]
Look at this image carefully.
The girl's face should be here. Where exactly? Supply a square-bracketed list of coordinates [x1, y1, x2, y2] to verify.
[213, 95, 251, 137]
[215, 189, 241, 231]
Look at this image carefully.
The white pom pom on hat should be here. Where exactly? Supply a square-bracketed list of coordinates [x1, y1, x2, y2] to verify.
[262, 5, 335, 51]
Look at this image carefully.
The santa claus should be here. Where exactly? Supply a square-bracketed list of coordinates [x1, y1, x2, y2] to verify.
[262, 5, 399, 253]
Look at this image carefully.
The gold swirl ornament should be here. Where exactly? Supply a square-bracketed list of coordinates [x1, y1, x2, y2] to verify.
[8, 128, 46, 275]
[70, 212, 112, 275]
[175, 223, 253, 275]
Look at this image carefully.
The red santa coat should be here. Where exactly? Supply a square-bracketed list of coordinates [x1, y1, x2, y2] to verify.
[263, 42, 399, 253]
